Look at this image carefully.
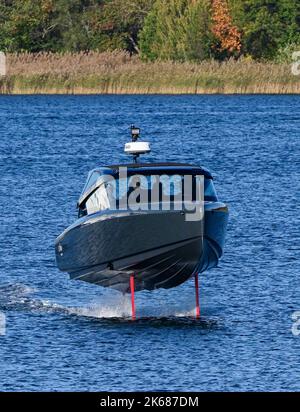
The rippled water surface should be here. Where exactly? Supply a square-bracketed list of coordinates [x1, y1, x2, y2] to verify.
[0, 95, 299, 391]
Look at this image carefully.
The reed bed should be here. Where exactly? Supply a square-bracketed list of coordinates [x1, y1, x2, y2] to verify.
[0, 51, 299, 94]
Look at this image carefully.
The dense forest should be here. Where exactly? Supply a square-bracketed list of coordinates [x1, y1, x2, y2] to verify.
[0, 0, 300, 62]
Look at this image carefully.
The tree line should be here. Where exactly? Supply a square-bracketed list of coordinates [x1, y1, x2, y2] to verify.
[0, 0, 299, 61]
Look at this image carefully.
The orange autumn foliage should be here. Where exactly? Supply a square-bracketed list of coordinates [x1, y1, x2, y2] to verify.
[211, 0, 241, 55]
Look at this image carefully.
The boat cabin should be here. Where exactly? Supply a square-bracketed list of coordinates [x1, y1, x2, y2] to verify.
[77, 163, 218, 217]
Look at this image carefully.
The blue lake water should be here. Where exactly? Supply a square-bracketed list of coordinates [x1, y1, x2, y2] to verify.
[0, 95, 299, 391]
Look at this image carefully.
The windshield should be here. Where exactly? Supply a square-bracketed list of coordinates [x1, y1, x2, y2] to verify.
[79, 175, 217, 217]
[80, 170, 102, 200]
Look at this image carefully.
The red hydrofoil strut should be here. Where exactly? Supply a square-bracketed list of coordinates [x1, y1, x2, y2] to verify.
[129, 273, 201, 320]
[130, 275, 136, 320]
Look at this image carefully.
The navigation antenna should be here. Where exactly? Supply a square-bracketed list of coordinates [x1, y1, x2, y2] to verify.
[124, 125, 151, 164]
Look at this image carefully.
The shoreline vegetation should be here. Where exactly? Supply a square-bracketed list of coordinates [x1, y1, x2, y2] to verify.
[0, 52, 299, 95]
[1, 1, 300, 94]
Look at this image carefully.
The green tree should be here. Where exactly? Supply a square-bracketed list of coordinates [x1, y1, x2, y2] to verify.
[184, 0, 213, 61]
[0, 0, 154, 53]
[228, 0, 300, 59]
[138, 3, 158, 60]
[49, 0, 105, 52]
[100, 0, 155, 54]
[0, 0, 107, 52]
[139, 0, 188, 61]
[0, 1, 11, 50]
[139, 0, 212, 61]
[243, 1, 286, 59]
[0, 0, 56, 51]
[277, 0, 300, 46]
[1, 0, 299, 60]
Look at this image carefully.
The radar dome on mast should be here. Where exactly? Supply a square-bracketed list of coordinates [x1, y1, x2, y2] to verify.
[124, 125, 151, 163]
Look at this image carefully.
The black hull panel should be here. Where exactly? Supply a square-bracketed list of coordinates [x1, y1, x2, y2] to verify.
[198, 205, 229, 273]
[70, 237, 202, 293]
[55, 205, 228, 293]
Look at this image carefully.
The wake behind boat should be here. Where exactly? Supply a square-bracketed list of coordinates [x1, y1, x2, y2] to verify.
[55, 127, 228, 317]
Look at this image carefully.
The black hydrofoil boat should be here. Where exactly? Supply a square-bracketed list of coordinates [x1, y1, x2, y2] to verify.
[55, 127, 228, 316]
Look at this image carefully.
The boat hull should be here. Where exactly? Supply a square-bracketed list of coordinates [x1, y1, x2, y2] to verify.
[55, 204, 228, 293]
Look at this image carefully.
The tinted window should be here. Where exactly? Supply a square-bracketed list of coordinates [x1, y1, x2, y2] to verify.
[79, 174, 217, 216]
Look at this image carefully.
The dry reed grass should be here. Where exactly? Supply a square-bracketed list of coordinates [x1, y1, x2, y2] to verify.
[0, 51, 299, 94]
